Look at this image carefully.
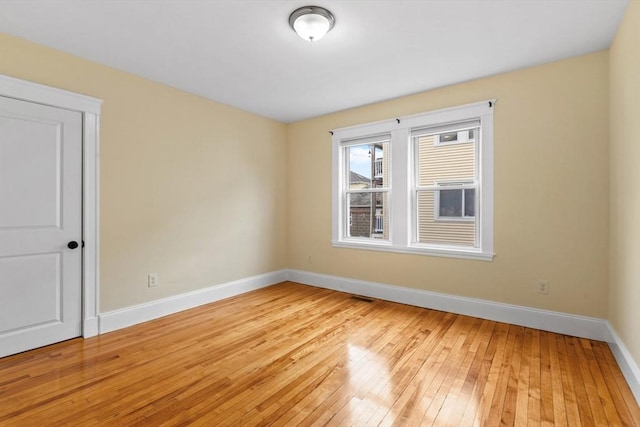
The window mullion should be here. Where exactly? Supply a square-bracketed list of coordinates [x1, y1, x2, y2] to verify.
[390, 128, 409, 247]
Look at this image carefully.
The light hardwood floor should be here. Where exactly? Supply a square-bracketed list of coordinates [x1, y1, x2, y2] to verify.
[1, 281, 638, 426]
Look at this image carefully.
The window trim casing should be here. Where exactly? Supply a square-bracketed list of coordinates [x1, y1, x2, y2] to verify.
[331, 100, 494, 261]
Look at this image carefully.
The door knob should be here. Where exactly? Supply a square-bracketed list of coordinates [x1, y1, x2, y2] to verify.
[67, 241, 79, 249]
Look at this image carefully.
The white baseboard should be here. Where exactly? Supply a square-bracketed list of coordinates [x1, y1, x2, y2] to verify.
[607, 324, 640, 405]
[99, 270, 288, 334]
[97, 268, 612, 342]
[287, 269, 613, 342]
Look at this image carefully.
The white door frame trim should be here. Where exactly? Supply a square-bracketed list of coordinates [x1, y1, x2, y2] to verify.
[1, 74, 102, 337]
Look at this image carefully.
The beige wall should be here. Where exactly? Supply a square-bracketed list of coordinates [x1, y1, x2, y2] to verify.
[288, 51, 610, 318]
[0, 33, 288, 312]
[0, 28, 627, 328]
[609, 1, 640, 369]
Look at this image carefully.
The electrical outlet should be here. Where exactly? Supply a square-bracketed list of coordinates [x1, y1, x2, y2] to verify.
[537, 280, 549, 295]
[307, 255, 312, 264]
[148, 273, 158, 287]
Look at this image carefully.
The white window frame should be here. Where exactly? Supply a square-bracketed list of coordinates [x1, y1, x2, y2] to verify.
[342, 135, 391, 241]
[331, 100, 494, 261]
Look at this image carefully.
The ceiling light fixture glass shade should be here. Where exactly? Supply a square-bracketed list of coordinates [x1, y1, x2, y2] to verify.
[289, 6, 335, 42]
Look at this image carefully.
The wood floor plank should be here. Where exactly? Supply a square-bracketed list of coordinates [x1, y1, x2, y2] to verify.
[352, 311, 455, 426]
[515, 326, 532, 426]
[376, 314, 468, 425]
[429, 317, 487, 426]
[566, 337, 599, 427]
[593, 341, 640, 425]
[582, 339, 624, 425]
[459, 320, 502, 426]
[420, 316, 484, 426]
[474, 321, 511, 425]
[1, 281, 638, 426]
[539, 331, 555, 427]
[556, 334, 583, 426]
[547, 332, 568, 427]
[502, 325, 524, 427]
[444, 319, 496, 426]
[320, 308, 435, 426]
[299, 309, 456, 426]
[485, 324, 519, 425]
[527, 328, 542, 426]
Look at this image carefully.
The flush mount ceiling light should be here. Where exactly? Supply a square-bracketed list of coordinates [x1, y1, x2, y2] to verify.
[289, 6, 335, 42]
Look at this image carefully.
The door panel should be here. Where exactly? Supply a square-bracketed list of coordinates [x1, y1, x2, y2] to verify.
[0, 253, 61, 331]
[0, 114, 61, 228]
[0, 96, 82, 357]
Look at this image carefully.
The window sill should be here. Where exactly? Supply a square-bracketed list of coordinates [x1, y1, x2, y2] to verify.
[332, 240, 494, 261]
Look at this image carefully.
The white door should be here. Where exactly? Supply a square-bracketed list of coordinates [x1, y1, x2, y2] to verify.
[0, 96, 83, 357]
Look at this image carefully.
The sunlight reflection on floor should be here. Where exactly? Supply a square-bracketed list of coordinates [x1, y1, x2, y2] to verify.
[342, 342, 482, 426]
[343, 343, 392, 424]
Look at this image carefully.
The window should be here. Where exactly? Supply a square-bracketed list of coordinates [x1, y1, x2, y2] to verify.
[435, 183, 475, 220]
[332, 100, 494, 260]
[344, 137, 390, 240]
[434, 129, 476, 145]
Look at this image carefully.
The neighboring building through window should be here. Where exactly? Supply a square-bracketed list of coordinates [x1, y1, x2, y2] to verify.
[436, 184, 475, 220]
[414, 121, 479, 247]
[434, 129, 476, 145]
[346, 140, 389, 240]
[332, 100, 494, 260]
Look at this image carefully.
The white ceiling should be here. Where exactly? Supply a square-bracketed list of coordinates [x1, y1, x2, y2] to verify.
[0, 0, 629, 123]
